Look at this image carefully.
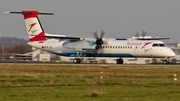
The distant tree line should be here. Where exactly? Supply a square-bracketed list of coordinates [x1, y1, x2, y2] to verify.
[0, 44, 31, 54]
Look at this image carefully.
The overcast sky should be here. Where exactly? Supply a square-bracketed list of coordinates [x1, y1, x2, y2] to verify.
[0, 0, 180, 43]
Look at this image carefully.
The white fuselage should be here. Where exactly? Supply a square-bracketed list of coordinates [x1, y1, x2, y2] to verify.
[28, 38, 175, 58]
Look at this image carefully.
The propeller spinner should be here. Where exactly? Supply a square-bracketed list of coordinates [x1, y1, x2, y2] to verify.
[93, 30, 105, 50]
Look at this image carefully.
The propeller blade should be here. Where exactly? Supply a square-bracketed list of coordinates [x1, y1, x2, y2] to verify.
[142, 30, 147, 38]
[135, 32, 139, 37]
[100, 30, 105, 38]
[93, 30, 98, 39]
[92, 30, 106, 50]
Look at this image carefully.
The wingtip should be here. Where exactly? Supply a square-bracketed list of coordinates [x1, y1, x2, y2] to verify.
[4, 11, 10, 14]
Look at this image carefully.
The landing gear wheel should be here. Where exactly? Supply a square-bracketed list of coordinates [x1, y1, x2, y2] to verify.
[73, 58, 81, 64]
[164, 57, 170, 65]
[165, 61, 169, 64]
[116, 58, 123, 64]
[166, 61, 169, 64]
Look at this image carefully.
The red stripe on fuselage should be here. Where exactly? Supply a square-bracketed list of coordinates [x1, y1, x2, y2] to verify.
[141, 42, 152, 49]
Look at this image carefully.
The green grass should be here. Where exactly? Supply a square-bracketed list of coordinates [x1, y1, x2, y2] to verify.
[0, 64, 180, 101]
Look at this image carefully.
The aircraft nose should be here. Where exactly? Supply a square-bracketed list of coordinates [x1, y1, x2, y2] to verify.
[168, 49, 176, 57]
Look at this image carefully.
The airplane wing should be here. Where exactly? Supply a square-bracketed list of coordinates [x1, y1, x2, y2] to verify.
[137, 37, 170, 40]
[116, 37, 170, 40]
[40, 35, 169, 41]
[115, 38, 128, 40]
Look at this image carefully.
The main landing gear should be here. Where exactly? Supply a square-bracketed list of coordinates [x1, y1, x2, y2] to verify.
[73, 51, 82, 64]
[116, 58, 124, 64]
[73, 58, 81, 64]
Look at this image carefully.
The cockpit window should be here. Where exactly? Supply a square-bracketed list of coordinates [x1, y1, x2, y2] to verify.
[152, 43, 166, 47]
[152, 44, 159, 47]
[159, 44, 166, 47]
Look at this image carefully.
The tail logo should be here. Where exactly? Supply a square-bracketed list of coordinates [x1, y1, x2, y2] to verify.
[28, 23, 37, 32]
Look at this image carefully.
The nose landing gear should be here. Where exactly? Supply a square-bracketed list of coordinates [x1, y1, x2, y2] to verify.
[163, 57, 170, 64]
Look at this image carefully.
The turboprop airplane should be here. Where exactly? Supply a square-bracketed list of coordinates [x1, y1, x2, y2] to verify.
[5, 10, 175, 64]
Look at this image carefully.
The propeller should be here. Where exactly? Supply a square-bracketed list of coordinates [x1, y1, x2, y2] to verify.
[93, 30, 105, 50]
[135, 32, 140, 37]
[141, 30, 147, 38]
[134, 30, 147, 39]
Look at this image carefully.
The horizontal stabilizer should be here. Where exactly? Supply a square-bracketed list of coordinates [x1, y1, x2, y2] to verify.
[40, 35, 84, 40]
[4, 11, 54, 15]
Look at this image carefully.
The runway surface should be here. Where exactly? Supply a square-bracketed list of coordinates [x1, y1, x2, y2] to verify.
[0, 62, 179, 67]
[0, 60, 179, 66]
